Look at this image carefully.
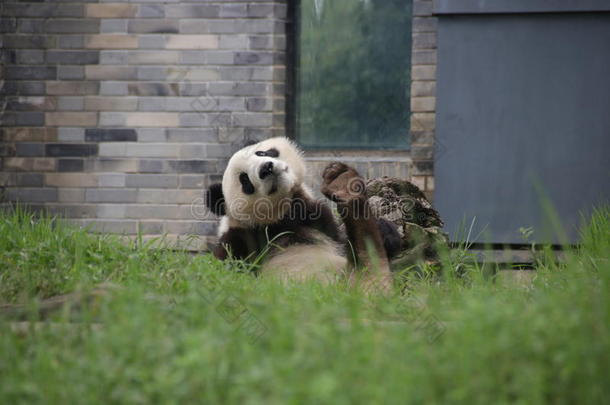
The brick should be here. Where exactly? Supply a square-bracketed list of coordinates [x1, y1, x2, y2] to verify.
[46, 173, 97, 187]
[208, 82, 267, 96]
[413, 0, 433, 16]
[100, 50, 129, 65]
[138, 97, 166, 111]
[3, 4, 83, 18]
[137, 128, 166, 142]
[179, 175, 206, 189]
[412, 66, 436, 81]
[412, 50, 437, 65]
[86, 35, 138, 49]
[165, 5, 219, 18]
[246, 97, 271, 112]
[3, 35, 56, 49]
[100, 81, 128, 96]
[58, 127, 85, 142]
[411, 81, 436, 97]
[85, 129, 137, 142]
[126, 113, 179, 127]
[165, 35, 219, 50]
[57, 96, 85, 111]
[128, 51, 180, 64]
[58, 188, 86, 203]
[233, 113, 272, 127]
[205, 51, 235, 65]
[85, 96, 138, 111]
[179, 144, 207, 159]
[220, 4, 247, 18]
[3, 128, 57, 143]
[139, 221, 164, 234]
[167, 160, 216, 173]
[128, 19, 178, 34]
[138, 159, 164, 173]
[234, 51, 275, 65]
[167, 128, 217, 143]
[58, 66, 85, 80]
[137, 67, 168, 81]
[47, 50, 100, 65]
[219, 34, 248, 49]
[99, 143, 126, 157]
[99, 113, 127, 127]
[411, 131, 435, 146]
[91, 158, 137, 173]
[85, 188, 137, 203]
[166, 221, 216, 236]
[248, 4, 276, 18]
[5, 66, 56, 80]
[16, 50, 44, 64]
[138, 35, 166, 49]
[86, 4, 137, 18]
[126, 174, 178, 188]
[45, 143, 98, 157]
[137, 189, 199, 204]
[127, 82, 179, 96]
[125, 205, 180, 220]
[411, 97, 436, 112]
[98, 174, 126, 187]
[413, 17, 437, 33]
[15, 143, 45, 157]
[86, 66, 137, 80]
[6, 188, 57, 203]
[137, 5, 164, 18]
[46, 112, 97, 127]
[17, 19, 48, 34]
[58, 35, 85, 49]
[46, 19, 100, 34]
[101, 19, 128, 33]
[58, 159, 85, 172]
[97, 205, 127, 219]
[74, 219, 137, 234]
[413, 32, 437, 50]
[126, 143, 180, 158]
[2, 112, 45, 126]
[411, 145, 434, 160]
[179, 113, 208, 127]
[7, 96, 56, 111]
[410, 113, 436, 131]
[219, 66, 274, 81]
[16, 173, 45, 187]
[47, 81, 99, 96]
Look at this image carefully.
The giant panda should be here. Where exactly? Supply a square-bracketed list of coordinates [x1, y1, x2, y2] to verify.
[206, 137, 401, 290]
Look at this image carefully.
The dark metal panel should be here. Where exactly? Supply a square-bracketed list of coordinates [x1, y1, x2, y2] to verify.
[435, 13, 610, 244]
[435, 0, 610, 15]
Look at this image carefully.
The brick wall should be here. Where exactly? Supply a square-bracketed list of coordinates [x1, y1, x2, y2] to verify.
[0, 0, 438, 247]
[1, 0, 289, 249]
[409, 0, 437, 200]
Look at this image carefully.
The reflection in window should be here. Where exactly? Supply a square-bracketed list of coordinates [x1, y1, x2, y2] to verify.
[296, 0, 412, 149]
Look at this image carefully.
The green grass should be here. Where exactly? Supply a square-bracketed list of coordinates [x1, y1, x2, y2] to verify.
[1, 206, 609, 404]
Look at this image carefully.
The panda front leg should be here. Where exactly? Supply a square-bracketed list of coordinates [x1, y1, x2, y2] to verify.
[320, 162, 392, 293]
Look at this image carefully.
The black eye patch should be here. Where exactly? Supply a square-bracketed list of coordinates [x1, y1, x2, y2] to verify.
[239, 172, 255, 195]
[255, 148, 279, 158]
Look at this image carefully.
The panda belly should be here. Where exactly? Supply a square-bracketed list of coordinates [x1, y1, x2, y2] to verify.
[260, 242, 347, 283]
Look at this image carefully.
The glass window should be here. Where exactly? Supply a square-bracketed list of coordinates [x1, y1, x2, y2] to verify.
[295, 0, 412, 150]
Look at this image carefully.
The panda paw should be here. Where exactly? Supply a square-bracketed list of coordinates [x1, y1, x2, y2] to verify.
[321, 162, 366, 205]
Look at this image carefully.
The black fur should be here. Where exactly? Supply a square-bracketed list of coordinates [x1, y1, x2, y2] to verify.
[239, 172, 255, 195]
[206, 183, 225, 216]
[255, 148, 279, 158]
[377, 218, 402, 260]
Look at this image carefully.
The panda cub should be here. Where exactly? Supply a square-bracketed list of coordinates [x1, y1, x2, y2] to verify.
[206, 137, 400, 290]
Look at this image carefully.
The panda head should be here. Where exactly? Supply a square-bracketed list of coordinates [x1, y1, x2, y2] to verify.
[206, 137, 306, 225]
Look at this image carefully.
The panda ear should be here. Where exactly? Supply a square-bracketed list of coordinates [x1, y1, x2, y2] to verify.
[205, 183, 226, 216]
